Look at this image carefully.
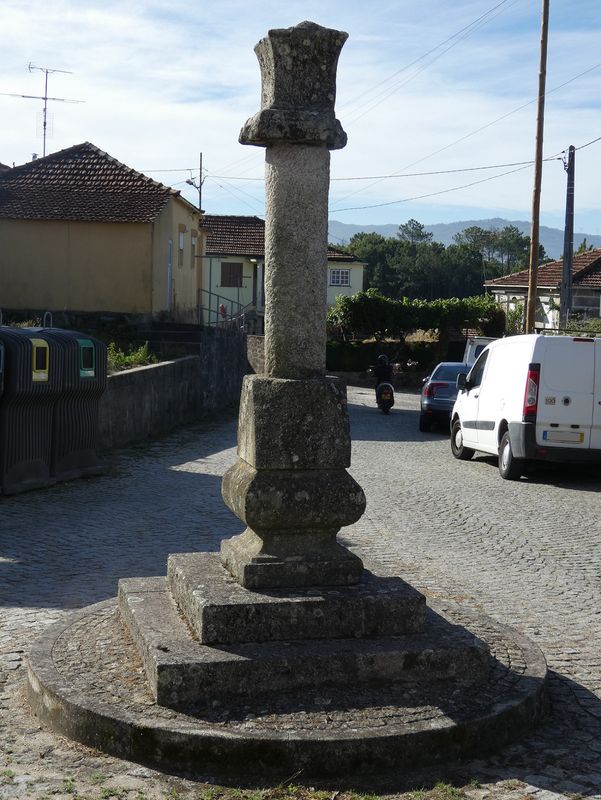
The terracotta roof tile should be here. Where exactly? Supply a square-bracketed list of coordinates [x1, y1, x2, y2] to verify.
[0, 142, 180, 223]
[485, 248, 601, 289]
[202, 214, 363, 264]
[202, 215, 265, 256]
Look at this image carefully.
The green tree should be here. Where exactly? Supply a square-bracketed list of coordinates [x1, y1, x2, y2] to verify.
[341, 232, 395, 294]
[397, 218, 433, 244]
[341, 221, 493, 300]
[453, 224, 535, 278]
[443, 244, 485, 298]
[496, 225, 530, 271]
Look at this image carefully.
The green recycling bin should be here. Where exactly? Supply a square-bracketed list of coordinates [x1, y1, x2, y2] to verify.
[0, 328, 63, 494]
[37, 329, 107, 480]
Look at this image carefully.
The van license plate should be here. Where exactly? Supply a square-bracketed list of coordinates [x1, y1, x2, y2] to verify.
[543, 430, 584, 444]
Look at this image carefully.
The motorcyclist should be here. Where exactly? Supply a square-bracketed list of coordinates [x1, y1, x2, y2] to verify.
[373, 354, 393, 401]
[374, 354, 393, 384]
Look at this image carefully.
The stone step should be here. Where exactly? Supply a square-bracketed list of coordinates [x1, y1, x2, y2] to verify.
[167, 551, 426, 644]
[118, 575, 490, 712]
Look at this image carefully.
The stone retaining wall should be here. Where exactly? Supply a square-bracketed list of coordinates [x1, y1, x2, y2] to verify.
[247, 334, 266, 374]
[98, 328, 247, 450]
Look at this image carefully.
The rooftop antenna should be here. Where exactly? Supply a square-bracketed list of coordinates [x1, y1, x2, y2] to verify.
[0, 64, 84, 157]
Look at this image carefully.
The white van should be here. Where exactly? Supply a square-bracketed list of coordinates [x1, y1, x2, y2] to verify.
[463, 336, 497, 367]
[451, 334, 601, 480]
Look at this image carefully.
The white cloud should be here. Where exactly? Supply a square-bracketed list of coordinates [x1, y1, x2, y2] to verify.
[1, 0, 600, 233]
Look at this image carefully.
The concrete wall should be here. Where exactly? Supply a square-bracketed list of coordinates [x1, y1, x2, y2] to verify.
[98, 327, 247, 449]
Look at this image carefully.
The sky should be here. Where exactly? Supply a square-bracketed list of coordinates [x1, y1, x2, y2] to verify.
[1, 0, 601, 237]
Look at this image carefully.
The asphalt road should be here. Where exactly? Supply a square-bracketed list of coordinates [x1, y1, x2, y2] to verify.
[1, 387, 601, 799]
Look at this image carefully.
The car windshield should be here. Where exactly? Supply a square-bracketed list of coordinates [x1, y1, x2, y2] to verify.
[432, 364, 467, 381]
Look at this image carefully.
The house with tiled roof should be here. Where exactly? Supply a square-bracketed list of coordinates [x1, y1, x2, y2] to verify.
[485, 248, 601, 329]
[0, 142, 201, 322]
[201, 214, 365, 330]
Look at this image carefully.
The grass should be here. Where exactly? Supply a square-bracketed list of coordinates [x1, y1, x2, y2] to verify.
[107, 341, 157, 373]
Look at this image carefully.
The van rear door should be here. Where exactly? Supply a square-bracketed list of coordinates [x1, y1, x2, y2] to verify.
[591, 339, 601, 450]
[536, 337, 595, 449]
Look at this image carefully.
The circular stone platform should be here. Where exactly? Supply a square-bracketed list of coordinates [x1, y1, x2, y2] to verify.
[26, 598, 546, 781]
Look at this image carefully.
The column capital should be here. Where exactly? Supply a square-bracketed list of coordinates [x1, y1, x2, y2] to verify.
[239, 21, 348, 149]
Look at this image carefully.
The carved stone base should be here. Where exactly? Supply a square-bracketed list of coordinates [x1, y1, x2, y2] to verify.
[220, 528, 363, 589]
[166, 552, 423, 645]
[221, 374, 366, 589]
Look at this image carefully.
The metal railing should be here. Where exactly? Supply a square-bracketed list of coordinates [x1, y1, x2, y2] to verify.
[197, 290, 264, 333]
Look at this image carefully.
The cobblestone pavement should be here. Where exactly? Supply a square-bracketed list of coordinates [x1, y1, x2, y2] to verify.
[1, 388, 601, 799]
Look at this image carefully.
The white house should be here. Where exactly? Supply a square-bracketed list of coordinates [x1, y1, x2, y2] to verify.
[485, 248, 601, 329]
[200, 215, 365, 332]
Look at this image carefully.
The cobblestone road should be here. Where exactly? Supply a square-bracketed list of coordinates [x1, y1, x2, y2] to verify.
[1, 388, 601, 799]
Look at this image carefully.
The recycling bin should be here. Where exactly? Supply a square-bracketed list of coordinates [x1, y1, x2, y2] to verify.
[0, 328, 63, 494]
[0, 341, 4, 399]
[37, 329, 107, 481]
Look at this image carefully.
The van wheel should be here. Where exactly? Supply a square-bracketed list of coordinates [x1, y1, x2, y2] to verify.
[499, 431, 524, 480]
[451, 420, 474, 460]
[419, 414, 431, 432]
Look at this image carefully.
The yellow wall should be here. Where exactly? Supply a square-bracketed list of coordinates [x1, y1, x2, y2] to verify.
[151, 199, 201, 321]
[0, 196, 201, 320]
[0, 218, 153, 313]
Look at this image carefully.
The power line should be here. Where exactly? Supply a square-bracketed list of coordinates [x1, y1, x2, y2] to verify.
[332, 162, 534, 213]
[330, 131, 601, 213]
[203, 174, 264, 215]
[331, 59, 601, 210]
[575, 134, 601, 151]
[340, 0, 511, 113]
[343, 0, 521, 126]
[141, 168, 195, 173]
[212, 158, 557, 183]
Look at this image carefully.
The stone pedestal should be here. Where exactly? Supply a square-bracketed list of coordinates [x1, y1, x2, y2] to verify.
[221, 375, 365, 588]
[117, 554, 492, 714]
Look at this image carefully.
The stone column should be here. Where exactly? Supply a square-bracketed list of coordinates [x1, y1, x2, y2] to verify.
[220, 21, 366, 589]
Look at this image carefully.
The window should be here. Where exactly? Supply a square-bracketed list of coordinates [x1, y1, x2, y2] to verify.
[178, 232, 185, 267]
[191, 230, 197, 269]
[221, 262, 243, 287]
[329, 268, 350, 286]
[468, 350, 489, 389]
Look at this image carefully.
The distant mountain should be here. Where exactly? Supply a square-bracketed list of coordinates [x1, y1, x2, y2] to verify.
[328, 218, 601, 260]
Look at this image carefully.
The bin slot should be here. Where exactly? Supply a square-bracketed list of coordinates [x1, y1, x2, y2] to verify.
[31, 339, 49, 382]
[77, 339, 96, 378]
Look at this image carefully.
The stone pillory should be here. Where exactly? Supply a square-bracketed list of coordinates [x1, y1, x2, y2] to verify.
[26, 20, 547, 778]
[220, 21, 366, 589]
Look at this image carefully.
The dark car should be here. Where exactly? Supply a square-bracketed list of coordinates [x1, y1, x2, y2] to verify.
[419, 362, 470, 432]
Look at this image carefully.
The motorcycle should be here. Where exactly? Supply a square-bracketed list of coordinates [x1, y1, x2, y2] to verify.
[375, 381, 395, 414]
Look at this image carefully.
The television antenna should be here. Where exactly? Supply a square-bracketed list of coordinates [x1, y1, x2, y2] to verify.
[0, 64, 84, 157]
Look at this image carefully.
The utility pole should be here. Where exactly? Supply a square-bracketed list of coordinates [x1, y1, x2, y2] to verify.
[0, 65, 83, 157]
[185, 152, 204, 212]
[559, 145, 575, 328]
[525, 0, 550, 334]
